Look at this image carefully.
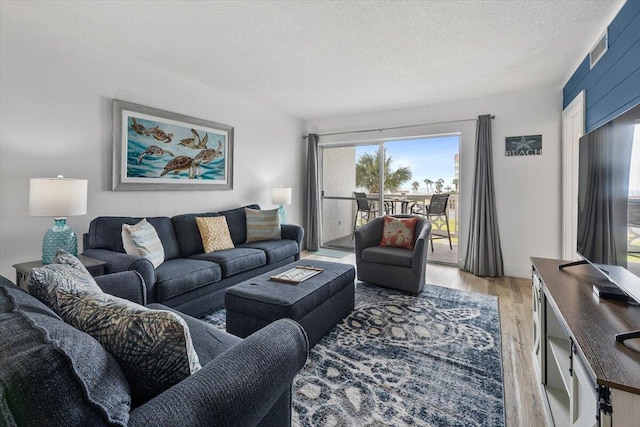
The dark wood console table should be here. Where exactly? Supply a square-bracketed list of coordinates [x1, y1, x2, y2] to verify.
[531, 257, 640, 426]
[13, 255, 106, 291]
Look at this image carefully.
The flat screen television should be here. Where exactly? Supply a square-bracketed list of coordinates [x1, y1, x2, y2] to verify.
[574, 102, 640, 325]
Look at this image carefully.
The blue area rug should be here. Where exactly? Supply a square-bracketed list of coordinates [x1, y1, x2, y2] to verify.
[202, 283, 504, 426]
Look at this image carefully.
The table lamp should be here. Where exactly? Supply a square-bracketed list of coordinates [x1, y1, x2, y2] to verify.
[271, 187, 292, 224]
[29, 176, 88, 264]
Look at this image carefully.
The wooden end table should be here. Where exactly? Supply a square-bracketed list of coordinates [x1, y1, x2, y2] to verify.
[13, 255, 107, 291]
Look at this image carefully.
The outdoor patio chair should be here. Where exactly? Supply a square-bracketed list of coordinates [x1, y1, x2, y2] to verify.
[424, 193, 453, 251]
[353, 192, 377, 235]
[355, 214, 431, 294]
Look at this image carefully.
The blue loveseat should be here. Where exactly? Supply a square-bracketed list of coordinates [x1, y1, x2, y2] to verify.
[83, 205, 304, 317]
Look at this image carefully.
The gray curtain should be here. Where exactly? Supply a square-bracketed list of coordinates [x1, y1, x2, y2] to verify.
[463, 115, 504, 277]
[304, 134, 320, 251]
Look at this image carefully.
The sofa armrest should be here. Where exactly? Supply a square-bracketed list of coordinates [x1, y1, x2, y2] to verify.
[82, 248, 156, 292]
[129, 318, 308, 427]
[354, 217, 384, 263]
[411, 221, 431, 276]
[281, 224, 304, 260]
[95, 271, 147, 305]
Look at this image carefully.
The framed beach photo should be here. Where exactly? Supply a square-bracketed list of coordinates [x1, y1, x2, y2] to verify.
[112, 99, 234, 190]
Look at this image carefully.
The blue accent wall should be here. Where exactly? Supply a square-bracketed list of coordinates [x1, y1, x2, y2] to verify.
[563, 0, 640, 133]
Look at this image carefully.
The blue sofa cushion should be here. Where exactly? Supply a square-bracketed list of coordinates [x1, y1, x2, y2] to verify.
[149, 303, 241, 365]
[190, 248, 266, 278]
[0, 278, 131, 426]
[87, 217, 181, 260]
[239, 240, 299, 263]
[220, 204, 260, 246]
[155, 258, 222, 301]
[361, 246, 413, 267]
[172, 212, 222, 258]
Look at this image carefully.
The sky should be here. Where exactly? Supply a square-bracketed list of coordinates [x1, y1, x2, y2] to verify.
[355, 135, 460, 192]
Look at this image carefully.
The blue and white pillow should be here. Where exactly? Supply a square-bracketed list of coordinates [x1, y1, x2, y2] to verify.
[122, 218, 165, 268]
[245, 208, 281, 242]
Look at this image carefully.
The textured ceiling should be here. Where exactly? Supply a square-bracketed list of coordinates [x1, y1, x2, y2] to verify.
[1, 0, 625, 120]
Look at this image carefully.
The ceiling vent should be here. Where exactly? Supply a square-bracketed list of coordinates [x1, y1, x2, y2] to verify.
[589, 30, 608, 69]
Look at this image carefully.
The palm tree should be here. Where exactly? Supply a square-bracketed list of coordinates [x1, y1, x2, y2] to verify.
[411, 181, 419, 193]
[452, 178, 459, 193]
[423, 178, 433, 194]
[356, 148, 412, 193]
[435, 178, 444, 193]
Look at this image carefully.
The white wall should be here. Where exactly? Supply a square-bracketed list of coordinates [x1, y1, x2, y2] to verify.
[0, 15, 305, 279]
[308, 87, 563, 278]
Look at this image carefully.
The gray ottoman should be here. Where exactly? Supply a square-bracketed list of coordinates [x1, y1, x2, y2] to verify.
[225, 260, 355, 348]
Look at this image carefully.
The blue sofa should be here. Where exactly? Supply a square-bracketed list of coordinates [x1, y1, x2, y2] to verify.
[82, 205, 304, 317]
[0, 272, 308, 426]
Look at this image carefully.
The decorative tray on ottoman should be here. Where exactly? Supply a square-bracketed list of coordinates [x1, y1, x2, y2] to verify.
[269, 265, 323, 284]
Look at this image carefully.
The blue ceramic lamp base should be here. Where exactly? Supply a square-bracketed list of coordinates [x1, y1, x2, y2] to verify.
[42, 218, 78, 264]
[277, 205, 287, 225]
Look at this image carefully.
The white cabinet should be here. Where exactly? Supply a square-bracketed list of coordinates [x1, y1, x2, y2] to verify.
[532, 270, 544, 381]
[531, 258, 640, 427]
[537, 280, 601, 427]
[570, 352, 597, 427]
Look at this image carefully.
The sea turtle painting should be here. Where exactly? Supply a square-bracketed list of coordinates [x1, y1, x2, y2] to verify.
[160, 156, 193, 177]
[149, 127, 173, 143]
[129, 117, 149, 136]
[179, 129, 209, 149]
[137, 145, 174, 164]
[191, 142, 223, 178]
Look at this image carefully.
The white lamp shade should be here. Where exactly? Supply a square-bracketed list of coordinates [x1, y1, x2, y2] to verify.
[29, 177, 88, 217]
[271, 187, 292, 205]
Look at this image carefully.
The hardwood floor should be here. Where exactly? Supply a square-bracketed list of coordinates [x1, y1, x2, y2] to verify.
[302, 251, 547, 427]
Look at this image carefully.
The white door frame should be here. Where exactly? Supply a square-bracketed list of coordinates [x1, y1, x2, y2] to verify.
[561, 90, 585, 260]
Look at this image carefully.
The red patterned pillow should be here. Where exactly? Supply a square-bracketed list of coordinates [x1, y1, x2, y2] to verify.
[380, 216, 418, 249]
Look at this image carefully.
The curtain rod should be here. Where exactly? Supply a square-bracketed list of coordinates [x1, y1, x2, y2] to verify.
[304, 115, 495, 138]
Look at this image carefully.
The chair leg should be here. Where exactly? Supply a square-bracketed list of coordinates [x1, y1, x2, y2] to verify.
[430, 234, 434, 252]
[353, 210, 359, 238]
[445, 213, 452, 249]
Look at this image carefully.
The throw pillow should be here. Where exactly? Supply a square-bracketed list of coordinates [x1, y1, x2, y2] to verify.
[196, 216, 235, 253]
[380, 216, 418, 249]
[122, 218, 165, 268]
[56, 288, 201, 406]
[245, 208, 281, 242]
[0, 279, 131, 426]
[121, 226, 141, 256]
[28, 250, 102, 313]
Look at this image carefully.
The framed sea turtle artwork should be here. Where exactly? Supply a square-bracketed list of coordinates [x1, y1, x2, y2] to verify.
[112, 99, 234, 190]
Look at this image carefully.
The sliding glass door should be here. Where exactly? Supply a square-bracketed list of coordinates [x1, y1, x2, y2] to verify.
[320, 135, 460, 265]
[320, 144, 380, 251]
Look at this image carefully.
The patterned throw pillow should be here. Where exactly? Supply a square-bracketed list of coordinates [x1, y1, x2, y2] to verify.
[380, 216, 418, 249]
[56, 288, 202, 405]
[245, 208, 281, 242]
[196, 216, 235, 253]
[122, 218, 165, 268]
[28, 250, 102, 313]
